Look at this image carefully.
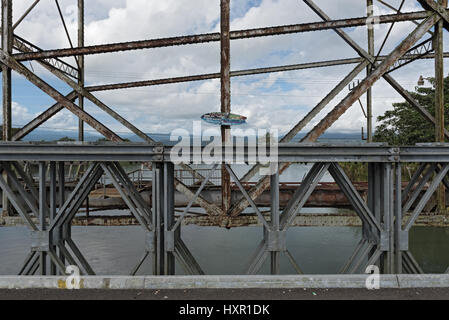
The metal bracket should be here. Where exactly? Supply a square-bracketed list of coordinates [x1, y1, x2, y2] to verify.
[399, 230, 409, 251]
[153, 146, 164, 161]
[266, 230, 287, 252]
[145, 231, 155, 253]
[31, 231, 49, 251]
[165, 228, 181, 252]
[379, 231, 390, 251]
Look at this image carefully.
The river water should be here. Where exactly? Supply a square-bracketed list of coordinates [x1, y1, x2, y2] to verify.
[1, 162, 448, 275]
[1, 224, 449, 275]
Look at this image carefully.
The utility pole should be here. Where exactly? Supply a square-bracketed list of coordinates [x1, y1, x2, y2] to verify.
[435, 0, 447, 213]
[220, 0, 231, 213]
[2, 0, 12, 216]
[78, 0, 84, 142]
[366, 0, 374, 143]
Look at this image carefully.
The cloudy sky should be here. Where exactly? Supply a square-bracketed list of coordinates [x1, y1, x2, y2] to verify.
[4, 0, 449, 140]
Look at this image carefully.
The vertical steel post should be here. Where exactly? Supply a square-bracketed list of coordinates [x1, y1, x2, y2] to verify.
[152, 162, 164, 275]
[381, 163, 393, 273]
[366, 163, 375, 240]
[394, 163, 402, 274]
[366, 0, 374, 142]
[164, 162, 176, 275]
[39, 162, 47, 275]
[78, 0, 84, 142]
[58, 161, 66, 269]
[220, 0, 231, 213]
[270, 169, 280, 274]
[49, 162, 57, 275]
[2, 0, 12, 142]
[435, 0, 446, 213]
[1, 0, 12, 216]
[368, 163, 381, 269]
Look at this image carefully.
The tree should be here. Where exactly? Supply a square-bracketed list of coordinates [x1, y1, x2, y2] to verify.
[96, 137, 130, 142]
[57, 136, 76, 142]
[373, 76, 449, 145]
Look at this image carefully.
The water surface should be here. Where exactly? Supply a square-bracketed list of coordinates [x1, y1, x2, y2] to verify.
[1, 225, 448, 275]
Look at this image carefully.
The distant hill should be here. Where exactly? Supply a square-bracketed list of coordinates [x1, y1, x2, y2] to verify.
[8, 128, 363, 144]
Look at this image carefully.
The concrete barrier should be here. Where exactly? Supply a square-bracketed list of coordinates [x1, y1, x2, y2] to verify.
[0, 274, 395, 289]
[1, 274, 449, 290]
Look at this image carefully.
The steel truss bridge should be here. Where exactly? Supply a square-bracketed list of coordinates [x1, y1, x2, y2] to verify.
[1, 0, 449, 275]
[0, 143, 447, 275]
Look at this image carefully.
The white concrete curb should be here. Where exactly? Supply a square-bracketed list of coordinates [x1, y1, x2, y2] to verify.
[1, 274, 449, 290]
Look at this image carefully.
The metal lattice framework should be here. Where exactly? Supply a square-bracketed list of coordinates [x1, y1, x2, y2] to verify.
[0, 144, 448, 275]
[1, 0, 449, 275]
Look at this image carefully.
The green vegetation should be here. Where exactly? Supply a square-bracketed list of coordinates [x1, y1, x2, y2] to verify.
[373, 76, 449, 145]
[342, 77, 447, 181]
[57, 136, 76, 142]
[96, 137, 130, 142]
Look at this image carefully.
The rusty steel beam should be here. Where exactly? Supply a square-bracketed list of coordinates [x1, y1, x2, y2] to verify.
[12, 35, 79, 80]
[13, 36, 155, 144]
[229, 5, 443, 217]
[366, 0, 374, 142]
[303, 14, 439, 142]
[11, 34, 210, 187]
[0, 54, 123, 142]
[15, 53, 435, 142]
[220, 0, 231, 213]
[2, 0, 12, 142]
[2, 0, 12, 217]
[0, 52, 220, 215]
[81, 52, 447, 93]
[434, 0, 447, 213]
[15, 41, 212, 195]
[55, 0, 78, 68]
[303, 0, 449, 139]
[10, 33, 214, 212]
[12, 0, 40, 30]
[418, 0, 449, 30]
[78, 0, 84, 141]
[174, 180, 223, 216]
[240, 61, 369, 183]
[377, 0, 434, 35]
[8, 57, 218, 218]
[12, 91, 77, 141]
[12, 10, 436, 62]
